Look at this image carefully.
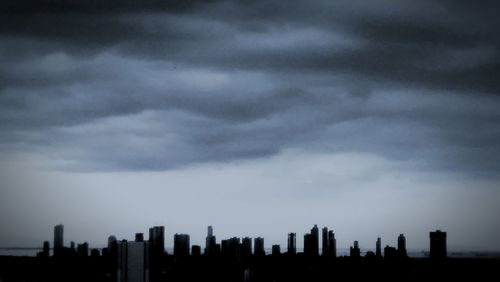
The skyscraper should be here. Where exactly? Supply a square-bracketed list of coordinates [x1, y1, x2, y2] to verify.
[304, 225, 320, 256]
[148, 226, 164, 257]
[322, 227, 328, 256]
[272, 245, 281, 256]
[191, 245, 201, 257]
[350, 241, 360, 258]
[287, 233, 296, 255]
[205, 226, 217, 256]
[328, 230, 336, 258]
[430, 230, 447, 260]
[254, 237, 265, 256]
[376, 237, 382, 258]
[117, 239, 149, 282]
[148, 227, 164, 282]
[53, 224, 64, 256]
[174, 234, 190, 257]
[241, 237, 252, 257]
[311, 225, 319, 256]
[42, 241, 50, 257]
[397, 234, 407, 258]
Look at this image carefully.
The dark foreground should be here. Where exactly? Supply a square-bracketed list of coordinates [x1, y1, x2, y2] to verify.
[1, 255, 499, 282]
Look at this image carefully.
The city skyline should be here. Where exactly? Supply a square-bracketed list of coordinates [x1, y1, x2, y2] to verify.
[41, 223, 448, 258]
[1, 0, 500, 253]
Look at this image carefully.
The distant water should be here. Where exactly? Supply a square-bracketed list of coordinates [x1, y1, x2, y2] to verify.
[0, 248, 43, 257]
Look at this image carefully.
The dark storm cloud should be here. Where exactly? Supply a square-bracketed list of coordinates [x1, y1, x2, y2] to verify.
[1, 0, 500, 174]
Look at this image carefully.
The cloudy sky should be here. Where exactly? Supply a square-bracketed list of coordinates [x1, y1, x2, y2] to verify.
[1, 0, 500, 252]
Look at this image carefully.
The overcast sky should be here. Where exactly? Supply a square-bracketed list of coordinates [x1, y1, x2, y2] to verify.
[1, 0, 500, 252]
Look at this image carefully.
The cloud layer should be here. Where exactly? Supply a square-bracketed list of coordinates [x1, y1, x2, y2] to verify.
[1, 0, 499, 175]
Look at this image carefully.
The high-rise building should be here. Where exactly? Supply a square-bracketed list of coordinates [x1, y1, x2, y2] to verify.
[241, 237, 252, 257]
[136, 233, 144, 242]
[254, 237, 265, 256]
[148, 226, 164, 282]
[272, 245, 281, 256]
[117, 240, 149, 282]
[77, 242, 89, 257]
[321, 227, 336, 257]
[148, 226, 164, 257]
[304, 225, 320, 256]
[42, 241, 50, 257]
[287, 233, 296, 255]
[191, 245, 201, 257]
[205, 226, 217, 256]
[174, 234, 190, 257]
[384, 245, 398, 260]
[397, 234, 407, 258]
[350, 241, 360, 258]
[429, 230, 447, 260]
[322, 227, 328, 256]
[311, 225, 319, 256]
[376, 237, 382, 258]
[53, 224, 64, 256]
[304, 234, 312, 256]
[328, 230, 336, 258]
[221, 237, 241, 258]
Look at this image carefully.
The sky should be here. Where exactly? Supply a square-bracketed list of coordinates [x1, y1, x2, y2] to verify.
[1, 0, 500, 252]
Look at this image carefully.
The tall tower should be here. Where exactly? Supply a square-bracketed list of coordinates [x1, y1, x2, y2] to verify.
[117, 240, 149, 282]
[398, 234, 407, 257]
[174, 234, 190, 257]
[241, 237, 252, 257]
[376, 237, 382, 258]
[205, 226, 217, 256]
[311, 225, 319, 256]
[350, 241, 360, 258]
[287, 233, 296, 255]
[254, 237, 265, 256]
[430, 230, 447, 260]
[328, 230, 336, 258]
[53, 224, 64, 256]
[322, 227, 328, 256]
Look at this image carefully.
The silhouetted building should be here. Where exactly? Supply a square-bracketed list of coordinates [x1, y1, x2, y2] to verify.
[376, 237, 382, 258]
[205, 226, 217, 256]
[148, 226, 164, 282]
[221, 237, 241, 258]
[304, 225, 319, 256]
[91, 248, 100, 257]
[118, 239, 149, 282]
[108, 235, 119, 257]
[398, 234, 407, 258]
[42, 241, 50, 257]
[350, 241, 361, 258]
[254, 237, 265, 256]
[241, 237, 252, 257]
[77, 242, 89, 257]
[328, 230, 336, 258]
[322, 227, 328, 256]
[53, 224, 64, 256]
[148, 226, 164, 257]
[365, 251, 375, 259]
[174, 234, 190, 257]
[135, 233, 144, 242]
[191, 245, 201, 257]
[311, 225, 319, 256]
[320, 227, 335, 257]
[70, 241, 76, 253]
[271, 245, 281, 256]
[430, 230, 447, 260]
[287, 233, 296, 255]
[384, 245, 398, 260]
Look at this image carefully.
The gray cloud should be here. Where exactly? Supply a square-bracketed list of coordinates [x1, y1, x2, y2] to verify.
[1, 0, 499, 175]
